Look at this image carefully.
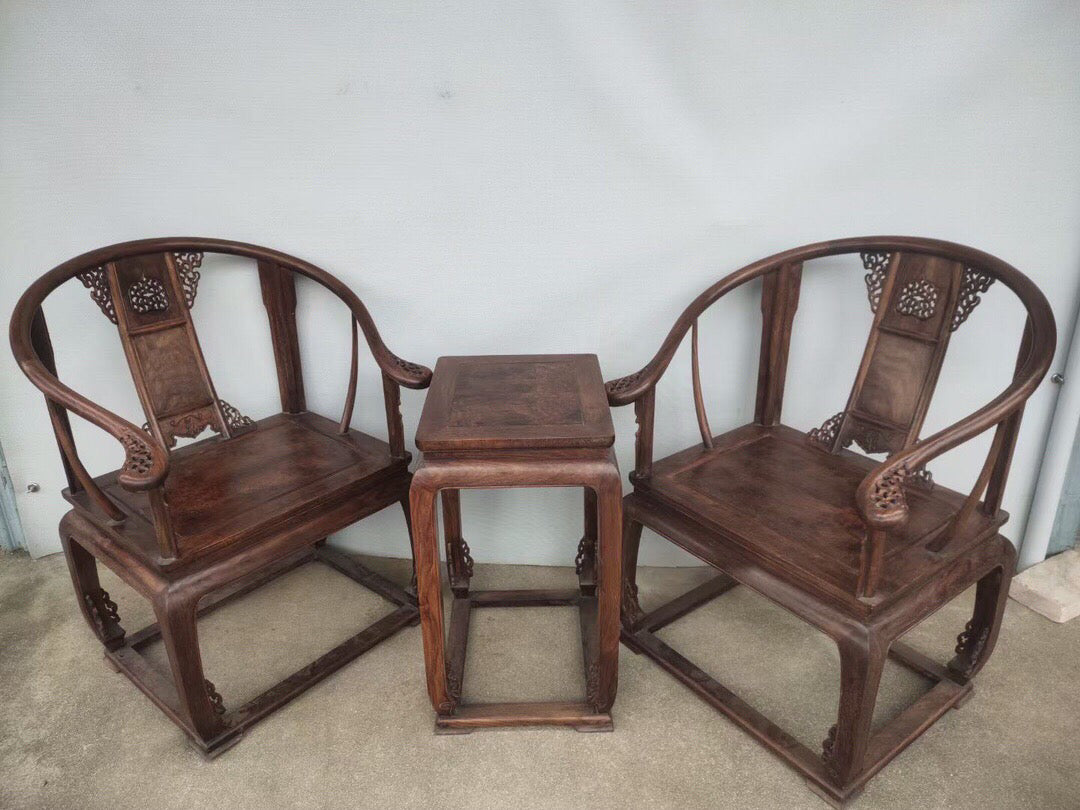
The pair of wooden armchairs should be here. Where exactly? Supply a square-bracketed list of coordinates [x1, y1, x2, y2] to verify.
[10, 237, 1053, 805]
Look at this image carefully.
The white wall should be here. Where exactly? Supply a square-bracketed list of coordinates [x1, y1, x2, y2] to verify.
[2, 1, 1079, 567]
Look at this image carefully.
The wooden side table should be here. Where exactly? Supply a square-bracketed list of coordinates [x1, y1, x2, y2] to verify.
[410, 354, 622, 733]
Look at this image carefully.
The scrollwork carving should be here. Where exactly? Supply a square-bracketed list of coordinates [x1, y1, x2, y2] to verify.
[808, 412, 844, 448]
[870, 464, 909, 513]
[172, 252, 203, 308]
[459, 538, 475, 578]
[127, 275, 170, 314]
[78, 268, 118, 323]
[204, 679, 226, 715]
[861, 252, 891, 312]
[950, 267, 994, 331]
[119, 430, 154, 476]
[910, 466, 934, 490]
[84, 587, 121, 633]
[895, 279, 939, 320]
[218, 399, 255, 430]
[951, 620, 990, 679]
[575, 537, 594, 576]
[605, 369, 645, 397]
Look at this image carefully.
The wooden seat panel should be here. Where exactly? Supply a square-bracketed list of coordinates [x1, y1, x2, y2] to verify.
[66, 412, 405, 569]
[643, 423, 1004, 605]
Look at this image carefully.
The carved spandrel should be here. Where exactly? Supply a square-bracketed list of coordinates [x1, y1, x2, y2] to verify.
[172, 252, 203, 308]
[951, 268, 994, 331]
[861, 252, 891, 312]
[78, 268, 117, 323]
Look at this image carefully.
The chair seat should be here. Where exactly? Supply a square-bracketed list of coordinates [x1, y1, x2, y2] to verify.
[65, 412, 408, 573]
[640, 423, 1007, 609]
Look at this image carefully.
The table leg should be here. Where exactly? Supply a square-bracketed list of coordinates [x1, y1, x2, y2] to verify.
[442, 490, 473, 597]
[591, 470, 623, 713]
[410, 479, 454, 715]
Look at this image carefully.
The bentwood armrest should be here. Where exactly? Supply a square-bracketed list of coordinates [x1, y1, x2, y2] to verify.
[11, 315, 169, 491]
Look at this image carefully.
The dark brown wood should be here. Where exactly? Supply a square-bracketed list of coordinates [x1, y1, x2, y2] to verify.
[606, 237, 1055, 806]
[11, 238, 432, 755]
[258, 260, 306, 413]
[410, 354, 622, 731]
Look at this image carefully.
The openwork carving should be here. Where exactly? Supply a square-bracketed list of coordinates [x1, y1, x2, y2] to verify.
[127, 275, 170, 314]
[848, 425, 895, 456]
[895, 279, 939, 320]
[77, 268, 117, 323]
[390, 353, 426, 377]
[606, 369, 646, 397]
[159, 407, 217, 448]
[204, 679, 226, 715]
[172, 252, 203, 308]
[870, 464, 909, 513]
[822, 724, 839, 773]
[575, 537, 594, 576]
[950, 268, 995, 331]
[119, 430, 154, 476]
[459, 538, 475, 578]
[84, 587, 121, 632]
[622, 578, 644, 627]
[911, 466, 934, 490]
[585, 662, 601, 711]
[861, 252, 891, 312]
[808, 412, 844, 448]
[952, 620, 991, 679]
[218, 399, 255, 430]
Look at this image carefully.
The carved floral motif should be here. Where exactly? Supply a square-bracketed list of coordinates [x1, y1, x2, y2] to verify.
[895, 279, 939, 321]
[950, 268, 995, 331]
[78, 268, 118, 323]
[861, 252, 891, 312]
[127, 275, 170, 314]
[870, 464, 909, 513]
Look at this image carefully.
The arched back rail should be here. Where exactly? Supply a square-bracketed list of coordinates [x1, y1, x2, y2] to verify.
[10, 238, 432, 559]
[605, 236, 1055, 598]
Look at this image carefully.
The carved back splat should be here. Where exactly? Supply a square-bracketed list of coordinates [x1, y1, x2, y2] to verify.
[813, 252, 983, 456]
[102, 253, 241, 448]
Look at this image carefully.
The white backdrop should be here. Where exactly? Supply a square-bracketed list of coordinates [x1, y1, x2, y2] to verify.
[2, 2, 1079, 567]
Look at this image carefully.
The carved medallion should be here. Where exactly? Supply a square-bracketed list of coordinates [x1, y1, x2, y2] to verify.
[895, 279, 939, 320]
[127, 275, 170, 314]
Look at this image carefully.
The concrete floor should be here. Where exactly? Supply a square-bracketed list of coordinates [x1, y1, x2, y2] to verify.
[1, 548, 1077, 810]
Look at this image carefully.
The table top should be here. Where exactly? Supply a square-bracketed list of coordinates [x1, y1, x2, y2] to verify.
[414, 354, 615, 453]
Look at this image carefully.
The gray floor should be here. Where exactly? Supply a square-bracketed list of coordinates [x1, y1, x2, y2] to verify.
[1, 548, 1077, 810]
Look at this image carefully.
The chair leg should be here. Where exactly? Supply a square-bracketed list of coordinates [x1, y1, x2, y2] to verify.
[576, 488, 598, 597]
[823, 630, 887, 789]
[621, 517, 645, 631]
[60, 530, 125, 650]
[948, 562, 1012, 684]
[442, 490, 473, 598]
[154, 592, 226, 744]
[399, 495, 418, 596]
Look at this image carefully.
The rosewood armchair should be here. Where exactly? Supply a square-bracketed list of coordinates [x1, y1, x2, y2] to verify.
[9, 238, 432, 756]
[606, 237, 1055, 806]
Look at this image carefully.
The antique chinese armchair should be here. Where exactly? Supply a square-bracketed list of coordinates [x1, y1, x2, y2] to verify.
[9, 238, 432, 755]
[605, 237, 1055, 806]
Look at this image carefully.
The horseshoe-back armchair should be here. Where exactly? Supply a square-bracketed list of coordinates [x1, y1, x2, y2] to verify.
[10, 238, 432, 755]
[606, 237, 1055, 806]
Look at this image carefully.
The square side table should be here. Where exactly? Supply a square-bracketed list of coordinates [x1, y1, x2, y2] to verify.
[410, 354, 622, 732]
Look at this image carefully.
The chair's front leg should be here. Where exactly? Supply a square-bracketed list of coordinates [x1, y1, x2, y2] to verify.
[823, 628, 887, 789]
[948, 562, 1012, 683]
[154, 590, 225, 744]
[60, 529, 125, 650]
[399, 495, 417, 596]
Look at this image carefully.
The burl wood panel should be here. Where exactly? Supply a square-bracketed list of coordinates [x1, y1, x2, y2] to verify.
[415, 354, 614, 452]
